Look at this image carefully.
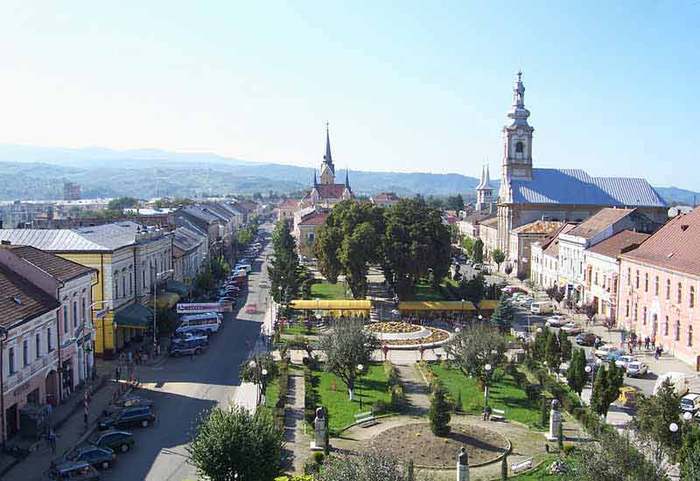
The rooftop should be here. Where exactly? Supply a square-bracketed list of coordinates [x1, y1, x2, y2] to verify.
[314, 184, 347, 199]
[3, 245, 96, 282]
[299, 211, 329, 226]
[566, 208, 636, 240]
[587, 230, 650, 259]
[0, 265, 60, 328]
[0, 229, 106, 252]
[512, 220, 563, 235]
[621, 207, 700, 277]
[542, 223, 578, 257]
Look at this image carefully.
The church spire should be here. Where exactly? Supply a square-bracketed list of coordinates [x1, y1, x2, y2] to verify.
[323, 122, 334, 168]
[319, 122, 336, 185]
[345, 168, 351, 190]
[313, 170, 318, 188]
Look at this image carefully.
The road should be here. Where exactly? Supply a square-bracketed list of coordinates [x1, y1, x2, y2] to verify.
[100, 224, 273, 481]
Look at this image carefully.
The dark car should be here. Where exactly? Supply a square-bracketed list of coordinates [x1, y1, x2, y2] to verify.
[576, 332, 600, 346]
[101, 395, 153, 417]
[171, 331, 209, 347]
[169, 340, 206, 357]
[98, 406, 156, 430]
[64, 445, 116, 470]
[46, 460, 101, 480]
[88, 431, 134, 454]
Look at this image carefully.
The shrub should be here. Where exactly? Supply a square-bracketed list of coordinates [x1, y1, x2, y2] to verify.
[429, 386, 451, 436]
[390, 385, 405, 410]
[372, 400, 389, 414]
[525, 384, 542, 402]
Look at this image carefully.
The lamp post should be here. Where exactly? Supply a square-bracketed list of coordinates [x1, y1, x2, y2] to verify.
[357, 364, 364, 409]
[484, 363, 492, 408]
[0, 326, 8, 448]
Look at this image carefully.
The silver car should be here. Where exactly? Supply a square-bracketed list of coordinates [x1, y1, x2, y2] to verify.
[625, 361, 648, 377]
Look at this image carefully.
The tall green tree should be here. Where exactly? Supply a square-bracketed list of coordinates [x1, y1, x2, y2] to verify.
[490, 293, 514, 332]
[472, 238, 484, 264]
[445, 322, 506, 384]
[458, 274, 486, 306]
[545, 331, 561, 371]
[590, 363, 624, 419]
[491, 248, 506, 271]
[187, 406, 283, 481]
[566, 349, 587, 395]
[445, 194, 465, 212]
[314, 200, 384, 298]
[632, 379, 682, 465]
[429, 386, 452, 436]
[268, 220, 301, 313]
[559, 332, 573, 362]
[319, 319, 380, 400]
[382, 198, 451, 298]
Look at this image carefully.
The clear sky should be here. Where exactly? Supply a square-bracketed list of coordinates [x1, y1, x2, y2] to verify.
[0, 1, 698, 189]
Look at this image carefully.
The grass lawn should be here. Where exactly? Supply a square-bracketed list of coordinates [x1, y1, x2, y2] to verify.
[312, 363, 392, 434]
[415, 280, 447, 301]
[263, 375, 280, 409]
[429, 363, 544, 430]
[281, 323, 319, 336]
[311, 281, 349, 300]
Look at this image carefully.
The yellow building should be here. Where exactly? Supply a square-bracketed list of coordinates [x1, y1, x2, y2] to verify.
[0, 221, 173, 358]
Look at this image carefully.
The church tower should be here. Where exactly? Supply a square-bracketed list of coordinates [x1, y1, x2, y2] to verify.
[319, 123, 336, 185]
[499, 71, 534, 203]
[475, 164, 494, 213]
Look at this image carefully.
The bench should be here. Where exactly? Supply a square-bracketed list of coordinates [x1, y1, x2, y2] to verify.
[490, 408, 506, 422]
[354, 411, 377, 427]
[511, 458, 533, 473]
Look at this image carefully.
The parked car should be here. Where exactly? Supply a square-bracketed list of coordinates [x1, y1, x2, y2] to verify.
[64, 445, 116, 470]
[575, 332, 599, 346]
[98, 406, 156, 430]
[560, 322, 583, 335]
[169, 340, 207, 357]
[594, 344, 618, 358]
[88, 431, 135, 453]
[680, 393, 700, 413]
[503, 285, 527, 295]
[617, 386, 640, 409]
[614, 355, 637, 370]
[101, 395, 153, 417]
[46, 461, 101, 480]
[530, 302, 555, 315]
[172, 330, 209, 346]
[545, 315, 568, 328]
[625, 361, 649, 378]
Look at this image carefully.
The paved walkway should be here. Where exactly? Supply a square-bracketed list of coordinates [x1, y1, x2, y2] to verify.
[283, 367, 308, 474]
[394, 363, 430, 416]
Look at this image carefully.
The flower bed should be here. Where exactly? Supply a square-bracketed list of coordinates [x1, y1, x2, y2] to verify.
[367, 321, 421, 334]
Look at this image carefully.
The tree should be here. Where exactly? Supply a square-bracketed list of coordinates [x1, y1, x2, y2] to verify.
[382, 198, 451, 299]
[458, 274, 486, 306]
[490, 294, 514, 332]
[107, 196, 138, 210]
[319, 319, 380, 400]
[579, 302, 597, 324]
[318, 451, 412, 481]
[314, 201, 384, 298]
[445, 194, 465, 212]
[461, 236, 475, 258]
[566, 349, 587, 395]
[187, 406, 283, 481]
[491, 248, 506, 272]
[590, 362, 624, 419]
[682, 436, 700, 481]
[429, 386, 451, 436]
[445, 323, 506, 384]
[632, 379, 682, 465]
[268, 220, 302, 314]
[472, 239, 484, 264]
[559, 331, 572, 362]
[545, 330, 561, 371]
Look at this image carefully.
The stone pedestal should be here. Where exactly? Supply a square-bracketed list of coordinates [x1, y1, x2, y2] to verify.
[546, 400, 562, 441]
[310, 406, 327, 451]
[457, 463, 469, 481]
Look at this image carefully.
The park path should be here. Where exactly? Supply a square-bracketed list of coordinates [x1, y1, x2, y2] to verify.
[394, 363, 431, 416]
[283, 366, 308, 474]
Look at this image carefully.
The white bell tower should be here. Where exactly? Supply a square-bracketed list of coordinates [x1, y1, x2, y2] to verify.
[500, 71, 534, 196]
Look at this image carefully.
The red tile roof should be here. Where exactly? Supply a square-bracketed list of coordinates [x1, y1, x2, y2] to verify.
[279, 199, 300, 209]
[566, 208, 635, 239]
[587, 230, 650, 259]
[512, 220, 563, 235]
[5, 245, 95, 282]
[315, 184, 346, 199]
[0, 266, 59, 328]
[542, 223, 578, 257]
[299, 211, 329, 226]
[372, 192, 399, 202]
[621, 207, 700, 276]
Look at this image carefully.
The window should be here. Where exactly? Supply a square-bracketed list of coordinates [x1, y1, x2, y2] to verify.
[115, 275, 120, 299]
[142, 270, 146, 290]
[72, 300, 78, 328]
[122, 276, 126, 299]
[643, 306, 647, 325]
[691, 286, 696, 308]
[667, 279, 671, 300]
[515, 141, 524, 154]
[625, 299, 630, 317]
[129, 270, 133, 295]
[35, 333, 41, 359]
[8, 347, 15, 375]
[47, 327, 54, 352]
[63, 305, 69, 334]
[678, 283, 683, 304]
[594, 271, 598, 286]
[81, 298, 86, 322]
[644, 273, 649, 292]
[635, 270, 640, 289]
[676, 320, 681, 341]
[23, 340, 29, 367]
[664, 316, 669, 336]
[654, 276, 659, 296]
[634, 303, 638, 321]
[689, 325, 694, 347]
[627, 268, 631, 286]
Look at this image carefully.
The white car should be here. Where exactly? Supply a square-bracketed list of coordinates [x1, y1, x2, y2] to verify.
[594, 345, 618, 358]
[615, 355, 637, 370]
[545, 315, 568, 328]
[560, 322, 583, 335]
[625, 361, 648, 378]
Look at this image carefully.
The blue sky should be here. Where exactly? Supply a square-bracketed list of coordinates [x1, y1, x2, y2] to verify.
[0, 1, 698, 189]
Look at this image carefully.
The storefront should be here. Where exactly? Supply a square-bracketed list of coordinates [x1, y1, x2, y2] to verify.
[113, 304, 153, 349]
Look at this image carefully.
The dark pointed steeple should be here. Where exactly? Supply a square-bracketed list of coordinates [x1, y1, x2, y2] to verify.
[323, 122, 334, 168]
[313, 170, 318, 188]
[345, 168, 351, 191]
[319, 122, 336, 184]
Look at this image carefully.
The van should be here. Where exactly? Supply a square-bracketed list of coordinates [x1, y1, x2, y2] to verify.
[530, 302, 554, 315]
[177, 313, 221, 334]
[654, 372, 691, 396]
[681, 393, 700, 413]
[234, 264, 252, 274]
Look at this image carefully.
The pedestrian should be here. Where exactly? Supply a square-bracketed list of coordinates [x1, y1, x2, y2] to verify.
[83, 411, 88, 429]
[47, 429, 57, 454]
[654, 346, 661, 360]
[644, 337, 650, 350]
[637, 338, 642, 351]
[115, 366, 121, 383]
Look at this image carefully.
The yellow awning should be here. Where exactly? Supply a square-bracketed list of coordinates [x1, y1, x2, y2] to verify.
[399, 301, 475, 311]
[290, 300, 372, 311]
[478, 300, 499, 310]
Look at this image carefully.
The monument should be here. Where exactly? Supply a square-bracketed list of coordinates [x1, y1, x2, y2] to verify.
[311, 406, 327, 451]
[457, 446, 469, 481]
[546, 399, 562, 441]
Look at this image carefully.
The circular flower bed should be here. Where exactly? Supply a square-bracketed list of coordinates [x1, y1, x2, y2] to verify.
[383, 327, 449, 346]
[366, 321, 421, 334]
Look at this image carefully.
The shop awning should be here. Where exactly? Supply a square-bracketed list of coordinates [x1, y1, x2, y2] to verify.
[290, 300, 372, 311]
[399, 301, 475, 312]
[114, 303, 153, 329]
[156, 292, 180, 310]
[165, 279, 189, 297]
[478, 300, 499, 311]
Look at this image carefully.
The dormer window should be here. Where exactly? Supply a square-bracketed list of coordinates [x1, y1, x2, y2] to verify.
[515, 141, 524, 154]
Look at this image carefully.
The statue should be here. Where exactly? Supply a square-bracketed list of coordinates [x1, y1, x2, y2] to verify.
[312, 406, 327, 451]
[546, 399, 562, 442]
[457, 447, 469, 481]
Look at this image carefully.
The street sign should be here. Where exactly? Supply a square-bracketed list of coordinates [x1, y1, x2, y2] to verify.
[95, 308, 110, 319]
[176, 302, 225, 314]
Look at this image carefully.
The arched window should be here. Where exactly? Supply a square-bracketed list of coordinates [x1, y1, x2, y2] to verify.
[689, 325, 694, 347]
[666, 279, 671, 299]
[678, 282, 683, 304]
[676, 320, 681, 341]
[664, 316, 669, 336]
[690, 286, 695, 308]
[515, 141, 524, 154]
[644, 273, 649, 292]
[654, 276, 659, 296]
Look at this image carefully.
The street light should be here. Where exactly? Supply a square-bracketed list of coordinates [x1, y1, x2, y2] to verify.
[683, 411, 693, 422]
[669, 422, 679, 433]
[357, 364, 365, 409]
[484, 363, 493, 408]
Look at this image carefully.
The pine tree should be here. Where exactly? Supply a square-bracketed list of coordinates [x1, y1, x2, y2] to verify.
[429, 386, 451, 436]
[545, 331, 561, 372]
[566, 349, 587, 395]
[559, 332, 572, 362]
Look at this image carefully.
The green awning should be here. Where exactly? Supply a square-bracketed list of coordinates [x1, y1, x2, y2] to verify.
[165, 279, 189, 296]
[156, 292, 180, 310]
[114, 303, 153, 329]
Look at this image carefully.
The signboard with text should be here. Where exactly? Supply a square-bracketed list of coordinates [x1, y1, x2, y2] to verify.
[177, 303, 225, 314]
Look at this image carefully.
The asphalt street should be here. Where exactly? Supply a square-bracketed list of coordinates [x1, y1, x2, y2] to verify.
[99, 224, 273, 481]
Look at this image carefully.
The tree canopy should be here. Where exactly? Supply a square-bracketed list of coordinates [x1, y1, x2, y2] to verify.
[268, 220, 301, 314]
[107, 196, 139, 210]
[445, 322, 506, 383]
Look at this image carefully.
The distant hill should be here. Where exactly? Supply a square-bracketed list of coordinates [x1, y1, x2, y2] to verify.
[0, 145, 696, 204]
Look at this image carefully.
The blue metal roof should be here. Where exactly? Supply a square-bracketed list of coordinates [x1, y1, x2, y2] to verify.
[510, 169, 666, 207]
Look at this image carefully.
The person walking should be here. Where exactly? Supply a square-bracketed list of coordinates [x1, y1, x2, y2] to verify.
[47, 429, 57, 454]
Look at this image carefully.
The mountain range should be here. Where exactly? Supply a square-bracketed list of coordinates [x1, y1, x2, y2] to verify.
[0, 144, 696, 205]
